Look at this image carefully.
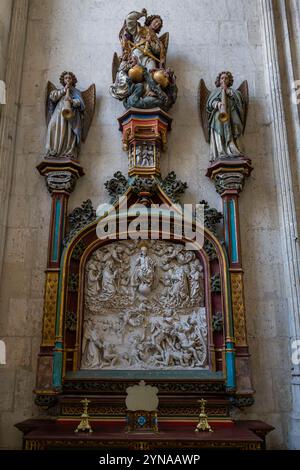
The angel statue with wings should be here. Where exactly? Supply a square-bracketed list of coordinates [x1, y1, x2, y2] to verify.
[45, 71, 95, 159]
[198, 71, 248, 162]
[110, 9, 177, 111]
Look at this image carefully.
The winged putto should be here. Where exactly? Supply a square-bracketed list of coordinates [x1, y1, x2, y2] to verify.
[110, 9, 177, 111]
[198, 71, 248, 161]
[45, 71, 96, 160]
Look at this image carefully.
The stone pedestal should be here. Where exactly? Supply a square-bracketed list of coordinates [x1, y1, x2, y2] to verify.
[118, 107, 172, 177]
[207, 157, 254, 399]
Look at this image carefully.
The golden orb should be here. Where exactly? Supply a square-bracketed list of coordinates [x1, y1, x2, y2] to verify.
[128, 65, 144, 83]
[153, 70, 169, 88]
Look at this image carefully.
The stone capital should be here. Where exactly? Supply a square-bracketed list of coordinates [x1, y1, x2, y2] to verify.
[37, 158, 84, 194]
[206, 157, 253, 196]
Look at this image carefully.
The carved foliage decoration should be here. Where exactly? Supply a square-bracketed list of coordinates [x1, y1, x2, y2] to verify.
[81, 240, 208, 371]
[200, 200, 223, 237]
[212, 311, 223, 332]
[64, 199, 96, 246]
[211, 273, 221, 293]
[160, 171, 188, 203]
[104, 171, 188, 205]
[104, 171, 129, 204]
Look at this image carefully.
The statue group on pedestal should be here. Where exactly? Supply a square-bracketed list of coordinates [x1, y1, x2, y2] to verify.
[42, 9, 250, 163]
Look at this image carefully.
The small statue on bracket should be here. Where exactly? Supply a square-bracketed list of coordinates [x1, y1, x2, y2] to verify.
[45, 71, 95, 160]
[110, 9, 177, 111]
[198, 71, 248, 162]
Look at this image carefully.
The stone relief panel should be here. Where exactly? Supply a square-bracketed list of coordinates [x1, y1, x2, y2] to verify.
[81, 240, 208, 370]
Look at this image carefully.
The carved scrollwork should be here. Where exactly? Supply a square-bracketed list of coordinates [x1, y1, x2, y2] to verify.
[66, 310, 77, 331]
[214, 172, 245, 195]
[68, 273, 79, 292]
[204, 239, 218, 261]
[211, 273, 221, 293]
[131, 177, 157, 195]
[229, 396, 255, 408]
[72, 240, 86, 260]
[212, 311, 223, 332]
[46, 171, 77, 194]
[34, 394, 58, 410]
[63, 380, 225, 394]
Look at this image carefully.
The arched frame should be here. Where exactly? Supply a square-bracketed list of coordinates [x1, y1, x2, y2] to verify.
[52, 194, 236, 394]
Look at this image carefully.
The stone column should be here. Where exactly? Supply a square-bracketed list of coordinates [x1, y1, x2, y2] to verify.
[207, 157, 254, 400]
[35, 159, 84, 401]
[260, 0, 300, 449]
[0, 0, 29, 283]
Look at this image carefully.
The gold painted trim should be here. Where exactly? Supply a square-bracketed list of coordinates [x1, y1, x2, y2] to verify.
[41, 271, 59, 347]
[230, 271, 247, 346]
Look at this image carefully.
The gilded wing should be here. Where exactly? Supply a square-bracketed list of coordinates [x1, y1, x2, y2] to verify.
[237, 80, 249, 134]
[159, 32, 169, 58]
[112, 52, 120, 83]
[45, 81, 57, 126]
[198, 78, 211, 143]
[81, 84, 96, 142]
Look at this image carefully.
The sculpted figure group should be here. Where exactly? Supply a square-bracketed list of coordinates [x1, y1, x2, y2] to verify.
[80, 240, 207, 371]
[81, 308, 207, 370]
[110, 8, 177, 111]
[43, 9, 249, 162]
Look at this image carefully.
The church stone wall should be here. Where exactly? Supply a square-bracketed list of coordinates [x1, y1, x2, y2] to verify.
[0, 0, 292, 448]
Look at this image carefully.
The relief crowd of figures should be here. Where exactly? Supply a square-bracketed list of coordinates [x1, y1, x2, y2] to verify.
[81, 241, 207, 370]
[81, 308, 207, 370]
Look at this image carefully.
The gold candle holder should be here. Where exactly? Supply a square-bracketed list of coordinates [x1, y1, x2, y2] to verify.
[75, 398, 93, 433]
[195, 399, 213, 433]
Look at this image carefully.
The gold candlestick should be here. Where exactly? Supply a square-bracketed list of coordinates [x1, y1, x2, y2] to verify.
[195, 399, 213, 432]
[75, 398, 93, 433]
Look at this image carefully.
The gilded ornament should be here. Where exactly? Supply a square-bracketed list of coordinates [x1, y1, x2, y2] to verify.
[42, 272, 59, 347]
[195, 399, 213, 432]
[128, 64, 144, 83]
[231, 272, 247, 345]
[75, 398, 93, 433]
